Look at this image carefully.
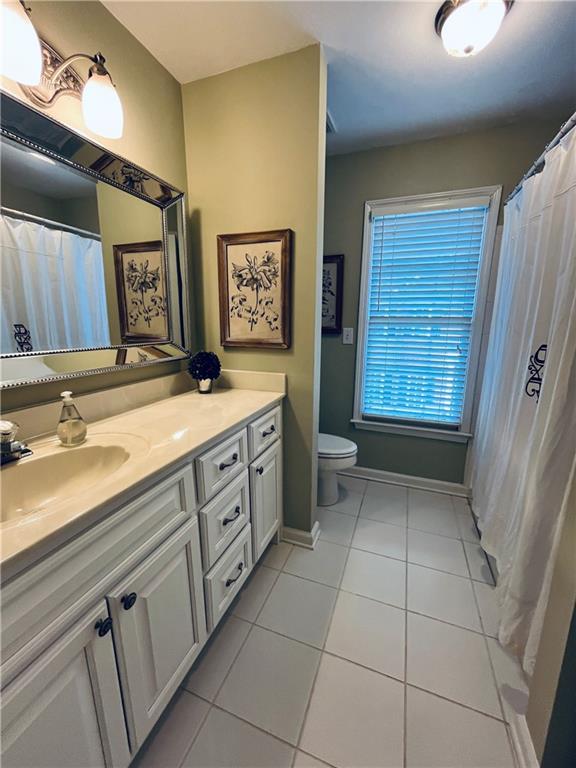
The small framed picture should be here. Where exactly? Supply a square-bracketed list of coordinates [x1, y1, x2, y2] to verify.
[217, 229, 293, 349]
[113, 240, 170, 343]
[322, 254, 344, 334]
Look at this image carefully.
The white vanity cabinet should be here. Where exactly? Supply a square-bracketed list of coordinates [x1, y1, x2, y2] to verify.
[0, 398, 284, 768]
[250, 440, 283, 561]
[106, 518, 206, 750]
[1, 601, 130, 768]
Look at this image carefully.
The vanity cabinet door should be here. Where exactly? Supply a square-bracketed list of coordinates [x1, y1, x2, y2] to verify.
[1, 601, 130, 768]
[250, 440, 283, 561]
[106, 518, 207, 750]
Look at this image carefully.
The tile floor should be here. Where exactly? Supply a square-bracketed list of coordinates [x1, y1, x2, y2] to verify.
[135, 475, 530, 768]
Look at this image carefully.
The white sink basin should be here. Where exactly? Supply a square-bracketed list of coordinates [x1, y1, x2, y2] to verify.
[0, 434, 149, 524]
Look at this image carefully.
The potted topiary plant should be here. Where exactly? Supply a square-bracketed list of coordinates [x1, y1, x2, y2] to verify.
[188, 350, 221, 394]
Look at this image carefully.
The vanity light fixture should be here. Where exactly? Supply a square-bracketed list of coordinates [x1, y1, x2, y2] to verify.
[0, 1, 43, 85]
[0, 1, 124, 139]
[435, 0, 513, 57]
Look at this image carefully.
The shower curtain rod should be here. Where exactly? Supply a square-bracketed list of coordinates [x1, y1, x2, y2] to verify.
[506, 110, 576, 204]
[0, 206, 101, 241]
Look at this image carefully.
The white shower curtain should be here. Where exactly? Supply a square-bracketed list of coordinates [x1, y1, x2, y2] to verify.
[0, 215, 111, 353]
[469, 125, 576, 676]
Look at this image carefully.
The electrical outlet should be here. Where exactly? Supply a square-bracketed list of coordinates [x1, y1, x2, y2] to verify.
[343, 327, 354, 345]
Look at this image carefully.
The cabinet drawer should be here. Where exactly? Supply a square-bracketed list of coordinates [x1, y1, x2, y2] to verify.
[198, 470, 250, 572]
[1, 464, 196, 679]
[248, 407, 281, 460]
[204, 525, 252, 631]
[195, 429, 248, 504]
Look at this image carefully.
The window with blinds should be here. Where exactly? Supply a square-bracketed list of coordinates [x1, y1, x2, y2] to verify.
[356, 190, 498, 431]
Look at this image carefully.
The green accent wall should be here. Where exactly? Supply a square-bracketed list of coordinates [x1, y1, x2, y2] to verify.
[321, 116, 571, 483]
[181, 45, 327, 533]
[0, 1, 188, 413]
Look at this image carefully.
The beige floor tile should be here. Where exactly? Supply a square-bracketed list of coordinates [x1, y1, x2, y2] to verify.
[293, 750, 333, 768]
[283, 540, 348, 588]
[341, 548, 406, 608]
[473, 582, 500, 637]
[316, 507, 356, 547]
[184, 616, 251, 701]
[408, 563, 482, 632]
[232, 565, 279, 622]
[257, 573, 337, 648]
[262, 542, 293, 570]
[183, 707, 294, 767]
[406, 686, 514, 767]
[325, 590, 405, 679]
[408, 489, 460, 538]
[408, 529, 468, 577]
[464, 541, 495, 584]
[134, 690, 209, 768]
[360, 482, 407, 527]
[300, 654, 404, 768]
[407, 613, 501, 717]
[216, 626, 320, 744]
[352, 517, 407, 561]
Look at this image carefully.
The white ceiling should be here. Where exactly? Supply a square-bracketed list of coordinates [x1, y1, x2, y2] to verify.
[2, 140, 97, 199]
[104, 1, 576, 154]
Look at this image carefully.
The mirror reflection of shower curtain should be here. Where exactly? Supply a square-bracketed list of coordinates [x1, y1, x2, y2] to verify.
[0, 214, 111, 354]
[468, 126, 576, 676]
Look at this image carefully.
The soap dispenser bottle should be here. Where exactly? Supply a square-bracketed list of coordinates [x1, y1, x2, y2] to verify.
[57, 391, 87, 447]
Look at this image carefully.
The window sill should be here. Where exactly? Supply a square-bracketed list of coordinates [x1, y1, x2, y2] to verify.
[350, 418, 472, 444]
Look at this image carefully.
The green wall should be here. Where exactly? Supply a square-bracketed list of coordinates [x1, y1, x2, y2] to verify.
[321, 116, 570, 483]
[182, 45, 327, 532]
[1, 1, 188, 413]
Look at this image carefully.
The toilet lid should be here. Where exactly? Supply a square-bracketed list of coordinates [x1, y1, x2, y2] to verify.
[318, 433, 358, 457]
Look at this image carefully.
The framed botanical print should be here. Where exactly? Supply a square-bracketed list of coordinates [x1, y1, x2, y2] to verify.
[322, 254, 344, 334]
[113, 240, 170, 343]
[217, 229, 293, 348]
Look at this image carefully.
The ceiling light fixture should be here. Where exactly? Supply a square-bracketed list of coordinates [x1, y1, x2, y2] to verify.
[435, 0, 513, 58]
[0, 1, 124, 139]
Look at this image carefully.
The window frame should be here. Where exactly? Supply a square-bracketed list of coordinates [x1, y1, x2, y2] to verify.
[352, 186, 501, 442]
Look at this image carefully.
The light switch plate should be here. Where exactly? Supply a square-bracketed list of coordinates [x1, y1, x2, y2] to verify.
[343, 327, 354, 345]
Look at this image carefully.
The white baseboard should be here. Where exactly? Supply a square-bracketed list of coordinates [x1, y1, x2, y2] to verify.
[281, 521, 321, 549]
[509, 712, 539, 768]
[341, 466, 470, 498]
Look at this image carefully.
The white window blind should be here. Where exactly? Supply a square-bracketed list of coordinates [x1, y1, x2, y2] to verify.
[361, 202, 490, 427]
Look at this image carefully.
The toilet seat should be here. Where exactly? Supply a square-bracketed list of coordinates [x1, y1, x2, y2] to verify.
[318, 433, 357, 458]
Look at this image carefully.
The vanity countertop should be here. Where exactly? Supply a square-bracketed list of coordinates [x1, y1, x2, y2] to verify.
[0, 387, 284, 577]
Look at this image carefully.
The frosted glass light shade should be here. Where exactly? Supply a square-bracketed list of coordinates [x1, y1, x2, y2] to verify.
[81, 72, 124, 139]
[0, 1, 42, 85]
[441, 0, 507, 57]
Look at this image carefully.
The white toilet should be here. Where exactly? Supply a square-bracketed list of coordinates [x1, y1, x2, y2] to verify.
[317, 433, 358, 506]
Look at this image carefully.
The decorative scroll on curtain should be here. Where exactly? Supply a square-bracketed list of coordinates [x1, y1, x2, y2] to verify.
[469, 126, 576, 676]
[0, 215, 111, 354]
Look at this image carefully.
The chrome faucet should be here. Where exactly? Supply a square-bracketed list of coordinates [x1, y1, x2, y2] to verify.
[0, 421, 33, 466]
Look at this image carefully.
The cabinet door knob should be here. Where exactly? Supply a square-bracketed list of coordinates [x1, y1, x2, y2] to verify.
[222, 505, 241, 526]
[219, 452, 239, 471]
[256, 466, 264, 475]
[262, 425, 276, 437]
[94, 617, 113, 637]
[225, 562, 244, 587]
[121, 592, 138, 610]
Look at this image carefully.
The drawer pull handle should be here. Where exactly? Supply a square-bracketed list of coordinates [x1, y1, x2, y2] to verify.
[219, 452, 239, 471]
[256, 466, 264, 475]
[262, 425, 276, 438]
[121, 592, 138, 611]
[94, 617, 113, 637]
[225, 562, 244, 587]
[222, 506, 241, 526]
